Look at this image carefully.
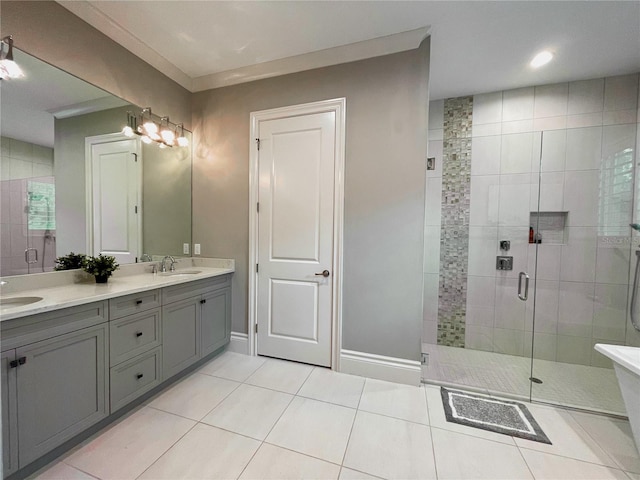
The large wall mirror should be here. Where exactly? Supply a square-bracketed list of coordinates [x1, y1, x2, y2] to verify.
[1, 48, 192, 276]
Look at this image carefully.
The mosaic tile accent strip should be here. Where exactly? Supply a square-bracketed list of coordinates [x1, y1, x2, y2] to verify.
[437, 96, 473, 347]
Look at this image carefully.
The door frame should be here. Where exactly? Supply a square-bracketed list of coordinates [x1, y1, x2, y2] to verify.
[248, 98, 346, 370]
[84, 133, 142, 259]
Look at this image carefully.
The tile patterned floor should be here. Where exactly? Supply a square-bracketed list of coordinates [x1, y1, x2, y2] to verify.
[423, 343, 626, 415]
[32, 351, 639, 480]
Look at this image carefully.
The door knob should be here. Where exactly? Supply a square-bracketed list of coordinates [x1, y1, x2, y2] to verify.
[315, 270, 330, 277]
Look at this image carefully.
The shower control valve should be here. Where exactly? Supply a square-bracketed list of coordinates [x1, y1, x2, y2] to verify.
[496, 256, 513, 271]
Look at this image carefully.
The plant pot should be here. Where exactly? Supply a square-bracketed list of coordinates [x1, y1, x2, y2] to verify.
[95, 275, 110, 284]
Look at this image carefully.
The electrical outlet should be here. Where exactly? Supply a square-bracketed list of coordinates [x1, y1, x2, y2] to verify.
[183, 243, 189, 254]
[194, 244, 201, 255]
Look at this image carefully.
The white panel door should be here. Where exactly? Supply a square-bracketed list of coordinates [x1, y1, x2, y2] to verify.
[257, 111, 336, 366]
[91, 139, 140, 264]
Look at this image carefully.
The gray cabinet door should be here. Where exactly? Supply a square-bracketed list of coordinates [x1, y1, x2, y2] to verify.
[2, 350, 18, 478]
[162, 297, 200, 380]
[16, 324, 108, 467]
[201, 287, 231, 357]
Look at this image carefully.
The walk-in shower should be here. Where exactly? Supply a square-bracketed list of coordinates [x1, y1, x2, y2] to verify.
[422, 74, 640, 416]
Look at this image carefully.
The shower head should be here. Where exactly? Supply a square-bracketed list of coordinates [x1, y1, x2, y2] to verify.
[631, 224, 640, 232]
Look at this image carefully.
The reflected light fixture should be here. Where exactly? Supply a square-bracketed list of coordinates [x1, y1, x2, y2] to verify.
[176, 124, 189, 147]
[122, 108, 189, 148]
[530, 50, 553, 68]
[0, 36, 25, 79]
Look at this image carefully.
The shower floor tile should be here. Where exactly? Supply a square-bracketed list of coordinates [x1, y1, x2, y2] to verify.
[422, 343, 625, 415]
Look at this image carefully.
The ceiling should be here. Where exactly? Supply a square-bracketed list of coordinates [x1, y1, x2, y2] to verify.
[59, 0, 640, 99]
[1, 50, 128, 147]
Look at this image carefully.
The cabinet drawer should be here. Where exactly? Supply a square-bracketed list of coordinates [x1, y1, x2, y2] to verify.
[162, 275, 231, 305]
[110, 309, 161, 366]
[110, 347, 161, 412]
[109, 290, 160, 320]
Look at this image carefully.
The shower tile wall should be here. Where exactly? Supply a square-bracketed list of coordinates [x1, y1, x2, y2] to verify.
[0, 136, 56, 276]
[437, 97, 473, 346]
[424, 73, 640, 367]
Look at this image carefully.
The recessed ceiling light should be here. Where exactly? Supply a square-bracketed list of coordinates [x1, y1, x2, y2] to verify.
[530, 51, 553, 68]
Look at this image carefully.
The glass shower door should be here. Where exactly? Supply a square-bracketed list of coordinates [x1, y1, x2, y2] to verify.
[529, 124, 638, 415]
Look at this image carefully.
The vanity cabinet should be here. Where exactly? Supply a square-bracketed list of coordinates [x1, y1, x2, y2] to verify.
[161, 275, 231, 380]
[201, 287, 231, 357]
[1, 273, 232, 478]
[1, 302, 109, 477]
[108, 291, 162, 412]
[162, 297, 201, 380]
[1, 351, 18, 477]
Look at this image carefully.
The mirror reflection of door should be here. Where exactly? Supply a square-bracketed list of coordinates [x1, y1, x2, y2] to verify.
[86, 135, 141, 264]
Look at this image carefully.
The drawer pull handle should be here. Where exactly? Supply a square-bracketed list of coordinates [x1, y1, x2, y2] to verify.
[136, 373, 144, 379]
[18, 357, 26, 365]
[136, 332, 143, 337]
[9, 360, 18, 368]
[136, 300, 143, 305]
[200, 299, 207, 304]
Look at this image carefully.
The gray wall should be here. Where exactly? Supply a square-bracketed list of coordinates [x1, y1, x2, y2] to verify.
[142, 139, 192, 258]
[1, 1, 191, 129]
[55, 107, 130, 255]
[55, 107, 192, 259]
[192, 38, 430, 361]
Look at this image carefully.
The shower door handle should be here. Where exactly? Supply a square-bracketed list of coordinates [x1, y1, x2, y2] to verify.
[517, 272, 529, 301]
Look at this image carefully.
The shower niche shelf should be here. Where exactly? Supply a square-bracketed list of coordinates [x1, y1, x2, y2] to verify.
[530, 211, 568, 245]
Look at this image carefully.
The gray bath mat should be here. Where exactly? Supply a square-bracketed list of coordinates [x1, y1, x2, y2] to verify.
[440, 387, 552, 444]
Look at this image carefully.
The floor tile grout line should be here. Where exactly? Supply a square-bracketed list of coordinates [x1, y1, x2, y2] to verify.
[356, 406, 431, 427]
[235, 388, 298, 480]
[423, 385, 441, 480]
[294, 365, 317, 395]
[58, 461, 102, 480]
[513, 439, 537, 480]
[429, 425, 517, 447]
[133, 417, 200, 480]
[192, 377, 244, 422]
[564, 410, 628, 471]
[515, 444, 627, 471]
[261, 440, 344, 468]
[338, 378, 366, 467]
[196, 419, 271, 443]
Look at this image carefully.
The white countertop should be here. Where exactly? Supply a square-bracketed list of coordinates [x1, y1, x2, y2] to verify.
[0, 258, 234, 322]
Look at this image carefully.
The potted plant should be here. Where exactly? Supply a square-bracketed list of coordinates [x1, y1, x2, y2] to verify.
[54, 252, 87, 271]
[83, 254, 119, 283]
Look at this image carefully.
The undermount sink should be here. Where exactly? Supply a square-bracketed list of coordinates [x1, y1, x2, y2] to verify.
[159, 270, 202, 277]
[0, 296, 44, 311]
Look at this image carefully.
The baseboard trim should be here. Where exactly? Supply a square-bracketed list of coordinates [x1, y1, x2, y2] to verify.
[340, 349, 421, 386]
[228, 331, 249, 354]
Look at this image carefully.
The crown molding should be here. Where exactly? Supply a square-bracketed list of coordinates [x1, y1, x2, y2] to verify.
[57, 2, 428, 94]
[57, 0, 193, 91]
[192, 27, 430, 92]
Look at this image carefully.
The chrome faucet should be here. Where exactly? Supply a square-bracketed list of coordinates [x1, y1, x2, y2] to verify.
[161, 256, 177, 273]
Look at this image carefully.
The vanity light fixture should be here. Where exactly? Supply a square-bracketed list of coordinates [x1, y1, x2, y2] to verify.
[530, 50, 553, 68]
[122, 108, 189, 148]
[0, 36, 25, 79]
[176, 124, 189, 147]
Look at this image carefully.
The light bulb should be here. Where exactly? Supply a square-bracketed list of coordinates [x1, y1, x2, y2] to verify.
[148, 131, 161, 141]
[141, 135, 152, 144]
[143, 121, 158, 134]
[161, 129, 175, 144]
[122, 125, 134, 137]
[0, 59, 24, 79]
[177, 136, 189, 147]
